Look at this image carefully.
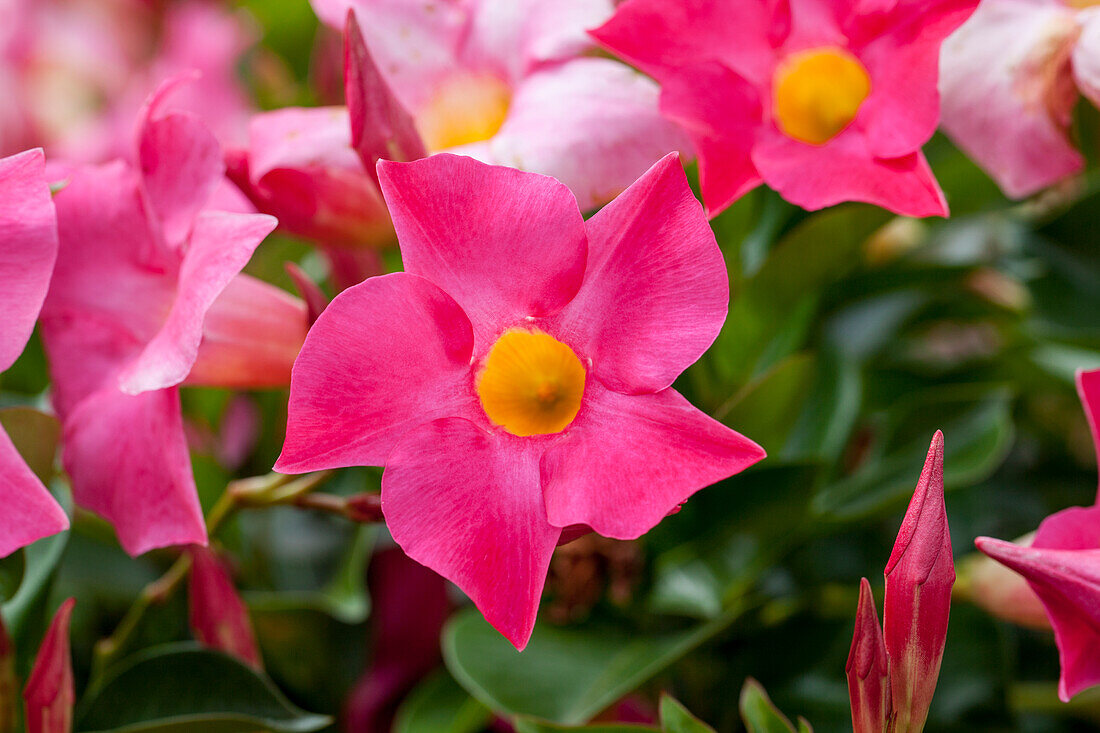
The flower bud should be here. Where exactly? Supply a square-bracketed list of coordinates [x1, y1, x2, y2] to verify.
[23, 598, 75, 733]
[847, 578, 889, 733]
[187, 546, 262, 669]
[883, 431, 954, 733]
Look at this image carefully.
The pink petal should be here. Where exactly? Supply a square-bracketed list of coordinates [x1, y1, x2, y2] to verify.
[484, 58, 693, 212]
[1034, 504, 1100, 551]
[1078, 369, 1100, 501]
[376, 155, 587, 352]
[117, 211, 277, 394]
[382, 417, 560, 649]
[976, 538, 1100, 701]
[62, 387, 206, 556]
[1074, 10, 1100, 108]
[23, 598, 75, 733]
[187, 545, 262, 669]
[0, 425, 68, 559]
[546, 153, 727, 394]
[883, 431, 955, 733]
[136, 74, 225, 248]
[846, 578, 888, 733]
[752, 125, 948, 216]
[853, 0, 980, 159]
[276, 273, 476, 473]
[541, 381, 765, 540]
[591, 0, 784, 86]
[939, 0, 1082, 198]
[344, 10, 425, 185]
[0, 149, 58, 372]
[185, 274, 308, 390]
[657, 62, 763, 216]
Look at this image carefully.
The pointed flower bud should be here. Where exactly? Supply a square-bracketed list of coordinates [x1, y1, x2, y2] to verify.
[23, 598, 75, 733]
[847, 578, 889, 733]
[187, 546, 262, 669]
[883, 431, 955, 733]
[0, 614, 14, 733]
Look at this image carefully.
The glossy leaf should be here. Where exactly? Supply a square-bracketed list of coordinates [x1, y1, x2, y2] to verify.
[393, 671, 492, 733]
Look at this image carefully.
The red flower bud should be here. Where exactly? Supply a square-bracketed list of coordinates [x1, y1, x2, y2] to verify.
[847, 578, 889, 733]
[23, 598, 75, 733]
[187, 546, 262, 669]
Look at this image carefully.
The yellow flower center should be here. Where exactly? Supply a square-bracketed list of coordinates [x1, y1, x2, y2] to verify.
[773, 47, 871, 145]
[1066, 0, 1100, 8]
[476, 329, 586, 437]
[416, 74, 511, 152]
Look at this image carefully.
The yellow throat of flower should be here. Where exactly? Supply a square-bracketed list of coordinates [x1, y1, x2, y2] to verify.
[417, 74, 512, 152]
[476, 329, 586, 437]
[773, 47, 871, 145]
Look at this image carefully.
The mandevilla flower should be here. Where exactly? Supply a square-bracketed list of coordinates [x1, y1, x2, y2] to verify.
[592, 0, 979, 217]
[0, 148, 69, 558]
[40, 76, 307, 556]
[23, 598, 75, 733]
[847, 432, 954, 733]
[940, 0, 1100, 198]
[974, 368, 1100, 701]
[187, 546, 262, 669]
[276, 152, 766, 648]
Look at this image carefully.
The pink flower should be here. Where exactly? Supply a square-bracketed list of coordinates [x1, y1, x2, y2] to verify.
[275, 153, 765, 649]
[846, 579, 888, 733]
[23, 598, 75, 733]
[1080, 368, 1100, 501]
[187, 545, 262, 669]
[592, 0, 978, 217]
[0, 148, 69, 558]
[940, 0, 1100, 199]
[40, 77, 306, 556]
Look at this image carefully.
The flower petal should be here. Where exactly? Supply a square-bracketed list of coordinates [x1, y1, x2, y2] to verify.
[485, 58, 692, 212]
[276, 273, 476, 472]
[1074, 10, 1100, 108]
[541, 381, 765, 539]
[547, 153, 728, 394]
[23, 598, 75, 733]
[376, 154, 586, 352]
[0, 425, 68, 559]
[117, 211, 277, 394]
[939, 0, 1082, 198]
[382, 417, 560, 649]
[752, 126, 948, 216]
[0, 149, 58, 372]
[1078, 368, 1100, 501]
[1034, 504, 1100, 551]
[62, 387, 206, 556]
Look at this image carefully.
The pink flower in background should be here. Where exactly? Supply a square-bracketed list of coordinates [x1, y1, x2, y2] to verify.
[187, 545, 262, 669]
[22, 598, 75, 733]
[0, 148, 70, 559]
[275, 153, 765, 649]
[940, 0, 1100, 199]
[40, 77, 306, 556]
[593, 0, 979, 217]
[846, 432, 955, 733]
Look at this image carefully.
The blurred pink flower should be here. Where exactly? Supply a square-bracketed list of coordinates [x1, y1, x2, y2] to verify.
[0, 0, 254, 161]
[0, 148, 70, 558]
[593, 0, 978, 217]
[275, 153, 765, 649]
[973, 368, 1100, 701]
[187, 545, 262, 669]
[940, 0, 1100, 199]
[23, 598, 75, 733]
[40, 78, 306, 556]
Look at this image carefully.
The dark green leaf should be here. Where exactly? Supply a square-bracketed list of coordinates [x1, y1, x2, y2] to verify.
[394, 671, 492, 733]
[514, 720, 659, 733]
[0, 552, 23, 605]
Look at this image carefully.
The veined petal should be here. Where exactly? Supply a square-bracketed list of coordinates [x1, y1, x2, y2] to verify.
[1034, 504, 1100, 551]
[117, 211, 277, 394]
[382, 417, 560, 650]
[0, 149, 58, 372]
[0, 425, 68, 559]
[276, 273, 476, 472]
[62, 387, 206, 556]
[547, 154, 728, 394]
[376, 155, 587, 353]
[485, 58, 692, 212]
[541, 382, 765, 540]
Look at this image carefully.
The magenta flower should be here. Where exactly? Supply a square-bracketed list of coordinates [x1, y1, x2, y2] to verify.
[276, 153, 765, 648]
[23, 598, 75, 733]
[187, 546, 262, 669]
[940, 0, 1100, 198]
[592, 0, 979, 217]
[40, 77, 306, 556]
[1080, 368, 1100, 500]
[0, 148, 69, 558]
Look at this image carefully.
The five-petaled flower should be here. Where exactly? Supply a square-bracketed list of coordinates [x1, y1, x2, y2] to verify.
[592, 0, 979, 217]
[275, 152, 765, 648]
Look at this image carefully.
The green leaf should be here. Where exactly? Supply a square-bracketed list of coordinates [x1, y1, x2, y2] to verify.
[514, 720, 659, 733]
[0, 407, 60, 484]
[443, 607, 741, 725]
[3, 493, 70, 642]
[659, 695, 715, 733]
[394, 671, 493, 733]
[738, 679, 797, 733]
[716, 353, 816, 455]
[0, 552, 23, 605]
[77, 644, 331, 733]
